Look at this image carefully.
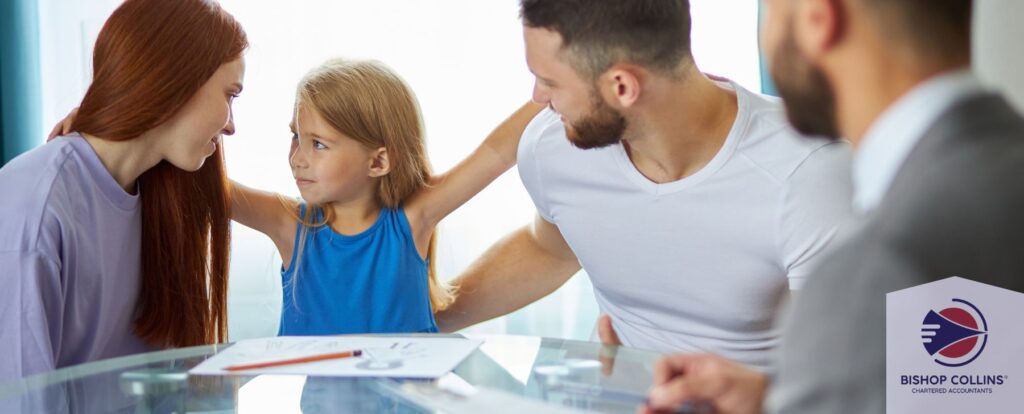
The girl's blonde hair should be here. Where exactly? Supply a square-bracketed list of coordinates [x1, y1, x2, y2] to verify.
[289, 58, 453, 312]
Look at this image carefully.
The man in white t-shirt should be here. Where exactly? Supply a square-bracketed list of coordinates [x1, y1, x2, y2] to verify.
[437, 0, 852, 370]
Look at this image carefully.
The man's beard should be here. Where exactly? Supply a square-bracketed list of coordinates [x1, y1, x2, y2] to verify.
[564, 90, 628, 150]
[770, 25, 841, 140]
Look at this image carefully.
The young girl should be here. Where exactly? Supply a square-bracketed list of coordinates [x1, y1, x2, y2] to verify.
[231, 59, 541, 335]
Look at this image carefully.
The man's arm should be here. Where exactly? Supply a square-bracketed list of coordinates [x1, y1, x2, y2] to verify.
[436, 213, 581, 332]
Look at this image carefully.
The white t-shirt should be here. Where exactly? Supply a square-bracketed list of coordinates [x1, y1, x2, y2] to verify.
[517, 81, 853, 370]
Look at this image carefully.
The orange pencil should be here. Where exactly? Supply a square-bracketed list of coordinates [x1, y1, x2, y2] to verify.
[223, 349, 363, 372]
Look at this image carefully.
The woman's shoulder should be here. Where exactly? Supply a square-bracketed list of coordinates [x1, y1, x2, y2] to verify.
[0, 138, 81, 201]
[0, 136, 136, 252]
[0, 140, 80, 253]
[0, 136, 78, 178]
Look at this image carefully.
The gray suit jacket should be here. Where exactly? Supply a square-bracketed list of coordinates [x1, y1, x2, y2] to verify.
[767, 92, 1024, 413]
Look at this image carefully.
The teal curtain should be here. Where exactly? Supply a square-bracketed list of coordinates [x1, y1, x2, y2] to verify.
[0, 0, 43, 165]
[757, 1, 778, 96]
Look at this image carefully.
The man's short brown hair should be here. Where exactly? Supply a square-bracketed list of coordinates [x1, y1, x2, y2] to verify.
[520, 0, 693, 78]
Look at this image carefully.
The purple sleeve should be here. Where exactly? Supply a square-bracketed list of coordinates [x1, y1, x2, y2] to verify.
[0, 251, 63, 383]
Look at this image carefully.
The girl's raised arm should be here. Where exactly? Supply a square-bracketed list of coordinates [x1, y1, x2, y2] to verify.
[404, 101, 544, 241]
[230, 180, 298, 259]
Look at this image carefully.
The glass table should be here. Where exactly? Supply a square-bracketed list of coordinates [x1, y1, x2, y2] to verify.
[0, 335, 665, 413]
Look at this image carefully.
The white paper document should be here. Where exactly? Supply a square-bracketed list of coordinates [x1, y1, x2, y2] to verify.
[189, 336, 483, 378]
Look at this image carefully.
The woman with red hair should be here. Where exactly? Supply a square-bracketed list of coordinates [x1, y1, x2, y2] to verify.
[0, 0, 246, 381]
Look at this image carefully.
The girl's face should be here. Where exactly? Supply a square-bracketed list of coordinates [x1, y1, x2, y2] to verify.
[157, 58, 245, 171]
[289, 105, 379, 205]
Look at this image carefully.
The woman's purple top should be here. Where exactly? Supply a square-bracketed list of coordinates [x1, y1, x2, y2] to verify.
[0, 135, 152, 383]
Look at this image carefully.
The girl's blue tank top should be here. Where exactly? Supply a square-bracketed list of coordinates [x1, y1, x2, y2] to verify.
[278, 205, 438, 335]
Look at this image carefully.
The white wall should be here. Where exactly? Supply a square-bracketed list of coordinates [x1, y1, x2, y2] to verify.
[36, 0, 120, 140]
[974, 0, 1024, 113]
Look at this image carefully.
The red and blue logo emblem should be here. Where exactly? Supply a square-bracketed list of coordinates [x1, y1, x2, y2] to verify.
[921, 298, 988, 367]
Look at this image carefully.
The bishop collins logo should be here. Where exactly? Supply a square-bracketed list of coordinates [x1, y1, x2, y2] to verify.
[921, 298, 989, 367]
[889, 278, 1020, 411]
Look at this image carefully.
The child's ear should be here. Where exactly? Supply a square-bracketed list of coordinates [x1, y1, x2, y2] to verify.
[368, 147, 391, 177]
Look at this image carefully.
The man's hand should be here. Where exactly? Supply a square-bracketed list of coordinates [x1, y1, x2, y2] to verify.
[597, 314, 622, 346]
[639, 354, 767, 414]
[596, 314, 622, 376]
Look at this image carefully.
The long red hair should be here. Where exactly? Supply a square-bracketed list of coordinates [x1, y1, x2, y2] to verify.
[70, 0, 247, 347]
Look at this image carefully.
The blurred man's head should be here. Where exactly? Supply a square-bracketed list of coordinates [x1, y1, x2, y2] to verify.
[520, 0, 694, 149]
[760, 0, 973, 140]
